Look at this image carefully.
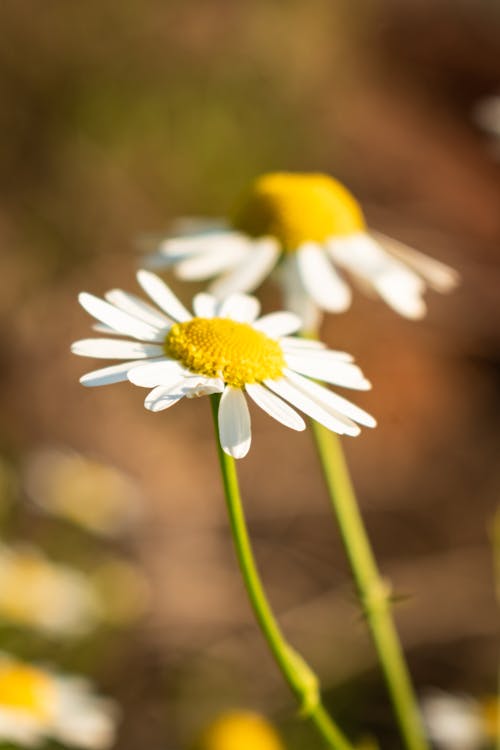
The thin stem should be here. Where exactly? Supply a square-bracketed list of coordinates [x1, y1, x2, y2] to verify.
[310, 421, 429, 750]
[210, 395, 355, 750]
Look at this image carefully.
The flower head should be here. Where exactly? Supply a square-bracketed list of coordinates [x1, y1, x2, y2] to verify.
[194, 710, 284, 750]
[146, 172, 459, 328]
[73, 271, 375, 458]
[0, 652, 118, 748]
[421, 690, 499, 750]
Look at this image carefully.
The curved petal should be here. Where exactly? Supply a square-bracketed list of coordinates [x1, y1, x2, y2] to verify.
[218, 387, 252, 459]
[296, 243, 351, 312]
[328, 234, 427, 320]
[278, 255, 321, 333]
[371, 231, 460, 293]
[71, 339, 163, 360]
[144, 385, 185, 412]
[192, 293, 218, 318]
[209, 238, 280, 298]
[105, 289, 171, 328]
[78, 293, 160, 342]
[217, 294, 261, 323]
[285, 370, 376, 428]
[264, 377, 360, 436]
[127, 359, 186, 387]
[80, 360, 157, 387]
[284, 352, 371, 390]
[136, 271, 191, 322]
[175, 243, 249, 281]
[252, 312, 301, 338]
[245, 383, 305, 431]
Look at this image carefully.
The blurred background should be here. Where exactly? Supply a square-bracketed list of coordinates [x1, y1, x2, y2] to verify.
[0, 0, 499, 747]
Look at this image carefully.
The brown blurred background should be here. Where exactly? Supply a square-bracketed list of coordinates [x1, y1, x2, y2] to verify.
[0, 0, 499, 747]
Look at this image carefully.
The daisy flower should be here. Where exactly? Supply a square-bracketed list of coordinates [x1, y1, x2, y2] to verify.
[24, 448, 142, 538]
[0, 544, 100, 637]
[0, 652, 118, 748]
[195, 710, 284, 750]
[145, 172, 459, 328]
[72, 270, 375, 459]
[421, 689, 499, 750]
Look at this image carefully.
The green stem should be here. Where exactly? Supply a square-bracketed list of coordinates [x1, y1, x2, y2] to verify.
[210, 395, 355, 750]
[310, 421, 429, 750]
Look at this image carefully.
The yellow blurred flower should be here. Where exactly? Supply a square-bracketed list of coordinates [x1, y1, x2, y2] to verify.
[24, 448, 142, 537]
[0, 652, 118, 748]
[195, 710, 284, 750]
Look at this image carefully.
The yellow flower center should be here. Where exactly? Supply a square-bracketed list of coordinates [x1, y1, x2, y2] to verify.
[0, 662, 55, 720]
[481, 696, 499, 739]
[165, 318, 285, 389]
[197, 711, 284, 750]
[233, 172, 365, 251]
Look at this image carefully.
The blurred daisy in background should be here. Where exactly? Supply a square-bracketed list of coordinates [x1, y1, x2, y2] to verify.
[473, 95, 500, 139]
[24, 448, 142, 538]
[73, 271, 375, 458]
[421, 689, 499, 750]
[145, 172, 459, 328]
[0, 652, 118, 748]
[193, 710, 284, 750]
[0, 545, 149, 636]
[0, 544, 100, 637]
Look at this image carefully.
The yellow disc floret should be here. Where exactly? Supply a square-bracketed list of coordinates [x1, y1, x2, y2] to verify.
[165, 318, 285, 389]
[195, 710, 284, 750]
[0, 661, 55, 719]
[233, 172, 365, 251]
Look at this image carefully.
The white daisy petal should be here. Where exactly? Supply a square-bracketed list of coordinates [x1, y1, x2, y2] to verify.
[193, 293, 218, 318]
[175, 244, 249, 280]
[278, 255, 322, 333]
[92, 324, 130, 336]
[284, 369, 376, 427]
[183, 376, 225, 398]
[144, 385, 185, 412]
[71, 339, 164, 360]
[136, 270, 191, 322]
[245, 383, 305, 431]
[253, 311, 302, 338]
[127, 359, 186, 388]
[218, 386, 252, 459]
[105, 289, 172, 328]
[296, 243, 352, 313]
[279, 336, 326, 350]
[80, 361, 150, 387]
[328, 234, 427, 320]
[158, 230, 251, 259]
[281, 339, 353, 362]
[217, 294, 261, 322]
[78, 293, 160, 342]
[371, 231, 460, 293]
[265, 377, 360, 436]
[209, 238, 280, 297]
[284, 352, 371, 390]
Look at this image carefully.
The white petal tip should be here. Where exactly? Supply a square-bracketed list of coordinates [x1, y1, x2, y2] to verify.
[222, 441, 251, 459]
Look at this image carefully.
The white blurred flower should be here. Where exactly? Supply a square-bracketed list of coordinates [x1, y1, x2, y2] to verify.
[0, 544, 100, 637]
[144, 172, 458, 329]
[24, 448, 142, 537]
[473, 95, 500, 139]
[73, 271, 375, 459]
[421, 690, 499, 750]
[0, 652, 118, 748]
